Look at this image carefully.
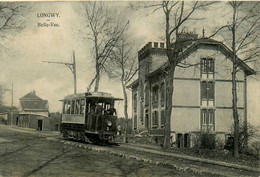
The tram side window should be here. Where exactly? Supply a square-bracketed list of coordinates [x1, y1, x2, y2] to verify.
[63, 101, 66, 114]
[75, 100, 80, 114]
[71, 100, 75, 114]
[80, 99, 85, 114]
[65, 101, 71, 114]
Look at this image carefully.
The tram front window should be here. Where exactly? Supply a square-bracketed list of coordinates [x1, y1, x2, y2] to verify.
[88, 101, 114, 115]
[80, 99, 85, 114]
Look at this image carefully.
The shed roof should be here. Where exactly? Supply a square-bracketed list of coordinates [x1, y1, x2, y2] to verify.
[20, 91, 42, 100]
[19, 91, 48, 111]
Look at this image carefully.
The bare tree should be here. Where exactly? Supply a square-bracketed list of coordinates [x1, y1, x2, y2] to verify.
[226, 2, 259, 157]
[104, 34, 138, 143]
[0, 3, 26, 110]
[80, 2, 128, 92]
[146, 1, 214, 149]
[0, 2, 26, 53]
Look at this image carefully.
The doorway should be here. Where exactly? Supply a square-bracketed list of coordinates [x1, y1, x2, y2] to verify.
[177, 133, 183, 148]
[184, 133, 189, 148]
[38, 120, 43, 131]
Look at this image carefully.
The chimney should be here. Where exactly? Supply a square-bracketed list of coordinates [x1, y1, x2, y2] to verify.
[176, 32, 198, 42]
[176, 32, 198, 49]
[32, 90, 36, 95]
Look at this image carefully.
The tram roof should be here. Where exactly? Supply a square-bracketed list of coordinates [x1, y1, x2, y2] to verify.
[61, 92, 123, 101]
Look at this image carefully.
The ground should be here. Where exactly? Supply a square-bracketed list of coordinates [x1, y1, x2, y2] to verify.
[0, 125, 200, 177]
[0, 125, 259, 177]
[127, 134, 260, 168]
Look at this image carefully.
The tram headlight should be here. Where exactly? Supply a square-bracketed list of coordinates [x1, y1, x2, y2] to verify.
[107, 120, 112, 127]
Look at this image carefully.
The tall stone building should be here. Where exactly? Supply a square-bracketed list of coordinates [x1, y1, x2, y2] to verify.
[129, 32, 255, 147]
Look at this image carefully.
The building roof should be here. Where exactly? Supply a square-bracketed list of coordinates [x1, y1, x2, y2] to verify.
[128, 37, 256, 88]
[147, 38, 255, 78]
[19, 91, 48, 112]
[20, 91, 42, 100]
[181, 38, 255, 75]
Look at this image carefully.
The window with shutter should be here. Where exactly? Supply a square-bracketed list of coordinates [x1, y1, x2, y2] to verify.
[134, 93, 137, 113]
[134, 115, 137, 129]
[201, 58, 207, 73]
[208, 110, 214, 125]
[161, 110, 165, 127]
[152, 111, 158, 127]
[152, 85, 158, 102]
[208, 59, 214, 72]
[201, 81, 214, 100]
[201, 58, 214, 73]
[201, 109, 215, 129]
[208, 82, 214, 100]
[201, 82, 207, 100]
[145, 86, 149, 106]
[161, 82, 165, 107]
[202, 109, 207, 125]
[152, 85, 159, 108]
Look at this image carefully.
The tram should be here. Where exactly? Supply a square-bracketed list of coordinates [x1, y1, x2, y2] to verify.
[60, 92, 122, 143]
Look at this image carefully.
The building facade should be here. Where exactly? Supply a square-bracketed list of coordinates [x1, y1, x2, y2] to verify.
[129, 33, 255, 147]
[18, 90, 52, 131]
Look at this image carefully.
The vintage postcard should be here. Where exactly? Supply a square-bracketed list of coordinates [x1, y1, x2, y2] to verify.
[0, 1, 259, 176]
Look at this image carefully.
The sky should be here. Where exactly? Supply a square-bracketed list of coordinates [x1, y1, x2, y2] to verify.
[0, 1, 259, 126]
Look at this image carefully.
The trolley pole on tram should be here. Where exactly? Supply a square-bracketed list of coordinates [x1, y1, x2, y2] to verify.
[42, 51, 77, 94]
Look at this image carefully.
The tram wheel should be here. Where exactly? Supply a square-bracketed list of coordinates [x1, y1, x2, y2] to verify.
[88, 134, 100, 144]
[62, 130, 68, 138]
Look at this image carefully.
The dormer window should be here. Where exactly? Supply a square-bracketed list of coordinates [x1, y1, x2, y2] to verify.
[201, 58, 214, 73]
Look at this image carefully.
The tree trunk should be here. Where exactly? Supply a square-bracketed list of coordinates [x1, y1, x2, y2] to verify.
[231, 3, 239, 158]
[94, 35, 100, 92]
[121, 80, 128, 143]
[163, 65, 175, 149]
[232, 69, 239, 158]
[94, 68, 100, 92]
[163, 7, 175, 150]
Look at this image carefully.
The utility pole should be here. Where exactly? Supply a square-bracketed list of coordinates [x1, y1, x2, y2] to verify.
[43, 51, 77, 94]
[11, 83, 13, 109]
[0, 83, 14, 126]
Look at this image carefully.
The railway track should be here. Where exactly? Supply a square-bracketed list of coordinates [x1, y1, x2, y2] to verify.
[0, 144, 32, 160]
[21, 149, 71, 177]
[0, 136, 46, 161]
[0, 134, 70, 177]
